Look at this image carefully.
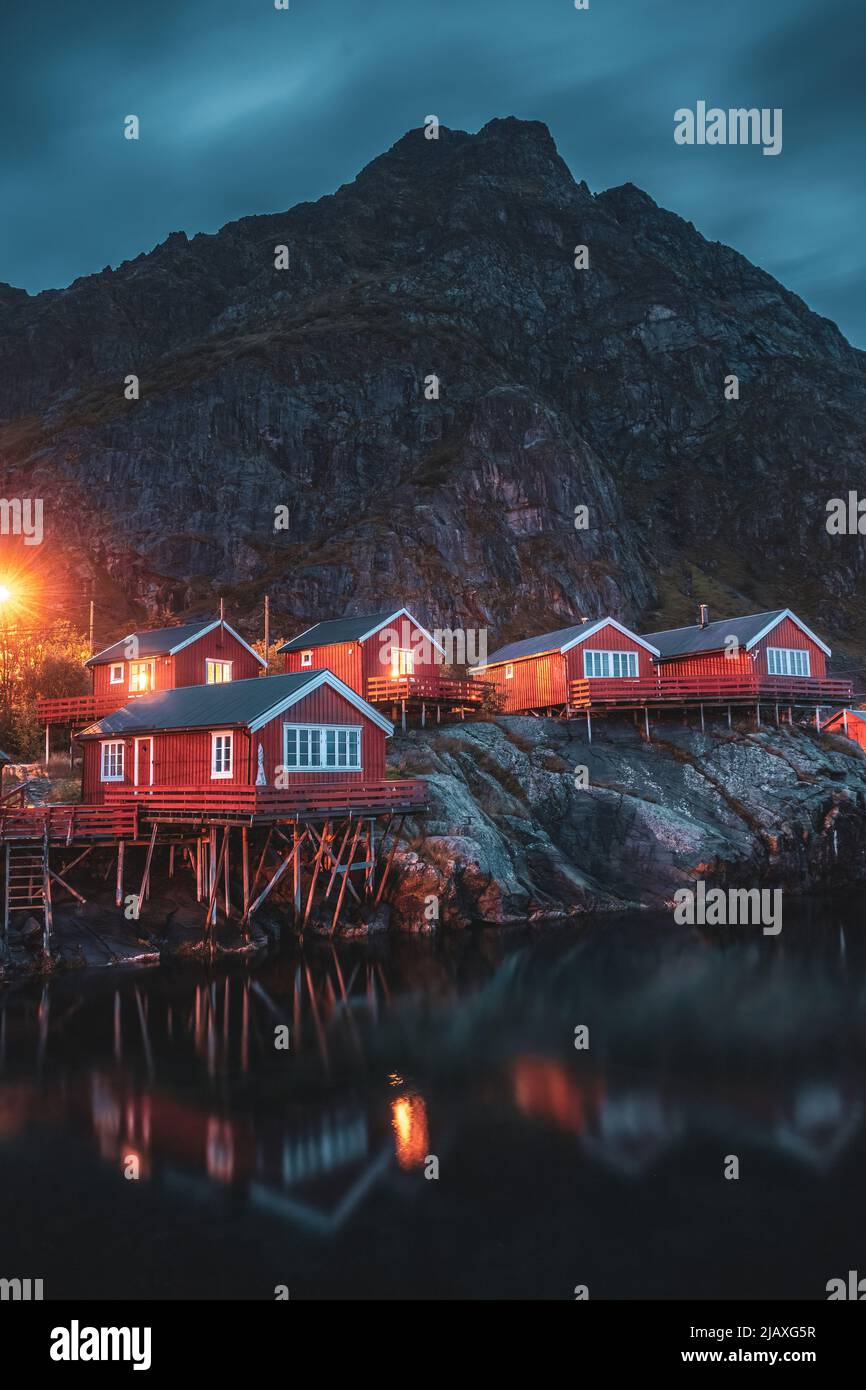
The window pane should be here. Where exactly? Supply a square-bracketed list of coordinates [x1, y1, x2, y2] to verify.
[325, 729, 336, 766]
[285, 728, 297, 767]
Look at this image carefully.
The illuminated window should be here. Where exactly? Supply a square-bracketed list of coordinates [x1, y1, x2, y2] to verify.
[283, 724, 362, 772]
[109, 663, 124, 685]
[100, 741, 125, 782]
[390, 649, 414, 678]
[505, 664, 514, 680]
[767, 647, 810, 677]
[300, 650, 313, 668]
[211, 732, 233, 779]
[128, 660, 155, 694]
[206, 659, 232, 684]
[583, 650, 638, 679]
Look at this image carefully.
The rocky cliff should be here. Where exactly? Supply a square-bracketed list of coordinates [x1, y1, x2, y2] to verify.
[2, 117, 865, 663]
[385, 718, 866, 929]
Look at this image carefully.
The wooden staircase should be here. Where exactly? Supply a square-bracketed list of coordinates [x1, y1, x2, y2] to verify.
[2, 826, 52, 957]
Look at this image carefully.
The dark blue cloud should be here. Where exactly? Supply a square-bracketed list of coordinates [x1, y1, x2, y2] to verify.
[1, 0, 863, 344]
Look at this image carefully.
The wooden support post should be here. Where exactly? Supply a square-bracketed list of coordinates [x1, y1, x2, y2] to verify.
[644, 708, 650, 741]
[586, 709, 592, 744]
[756, 703, 761, 727]
[169, 845, 175, 877]
[421, 702, 426, 729]
[42, 825, 53, 958]
[293, 825, 302, 923]
[727, 705, 732, 730]
[195, 837, 202, 900]
[436, 704, 441, 724]
[251, 827, 273, 899]
[208, 827, 217, 919]
[49, 868, 85, 904]
[366, 819, 375, 898]
[44, 724, 50, 764]
[375, 816, 406, 905]
[815, 706, 821, 732]
[699, 704, 705, 733]
[205, 827, 229, 932]
[242, 826, 250, 919]
[774, 703, 779, 726]
[223, 827, 231, 919]
[331, 820, 363, 935]
[3, 843, 9, 956]
[401, 699, 407, 734]
[115, 841, 125, 909]
[138, 825, 158, 911]
[303, 819, 330, 926]
[843, 708, 849, 734]
[326, 820, 355, 899]
[788, 706, 793, 726]
[245, 833, 305, 920]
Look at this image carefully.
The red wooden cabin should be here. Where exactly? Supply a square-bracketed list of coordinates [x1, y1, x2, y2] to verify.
[78, 670, 396, 806]
[640, 606, 851, 703]
[278, 608, 484, 716]
[822, 709, 866, 750]
[38, 618, 266, 726]
[473, 617, 660, 713]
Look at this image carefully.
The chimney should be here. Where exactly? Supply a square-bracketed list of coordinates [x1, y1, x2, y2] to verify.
[699, 604, 709, 628]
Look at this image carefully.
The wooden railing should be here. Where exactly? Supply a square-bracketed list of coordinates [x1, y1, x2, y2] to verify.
[35, 694, 126, 725]
[0, 802, 138, 843]
[366, 674, 488, 704]
[569, 673, 855, 709]
[104, 779, 428, 821]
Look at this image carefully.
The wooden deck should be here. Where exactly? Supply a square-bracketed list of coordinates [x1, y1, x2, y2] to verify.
[36, 693, 126, 725]
[366, 674, 487, 706]
[103, 779, 428, 825]
[568, 673, 855, 711]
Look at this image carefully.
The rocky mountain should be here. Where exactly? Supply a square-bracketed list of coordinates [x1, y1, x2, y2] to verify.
[1, 117, 865, 662]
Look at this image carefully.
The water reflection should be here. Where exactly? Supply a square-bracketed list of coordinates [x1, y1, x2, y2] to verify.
[1, 906, 866, 1297]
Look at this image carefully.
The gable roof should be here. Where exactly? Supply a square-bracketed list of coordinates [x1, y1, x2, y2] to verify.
[478, 617, 660, 668]
[278, 608, 445, 656]
[78, 670, 393, 739]
[642, 608, 831, 660]
[823, 709, 866, 729]
[87, 619, 267, 668]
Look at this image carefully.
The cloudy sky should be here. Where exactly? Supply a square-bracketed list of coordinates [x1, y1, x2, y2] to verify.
[1, 0, 863, 344]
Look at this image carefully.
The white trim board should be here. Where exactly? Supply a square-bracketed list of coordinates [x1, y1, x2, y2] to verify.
[745, 609, 831, 658]
[248, 670, 394, 737]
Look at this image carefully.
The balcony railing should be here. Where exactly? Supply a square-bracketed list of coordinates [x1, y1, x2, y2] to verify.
[0, 802, 138, 843]
[366, 674, 488, 705]
[569, 673, 855, 709]
[35, 694, 126, 725]
[104, 779, 428, 821]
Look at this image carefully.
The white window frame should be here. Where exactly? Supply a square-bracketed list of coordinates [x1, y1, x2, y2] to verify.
[767, 647, 810, 677]
[283, 723, 363, 773]
[210, 731, 234, 780]
[100, 740, 125, 782]
[505, 664, 514, 680]
[300, 650, 313, 668]
[583, 649, 639, 679]
[109, 663, 125, 685]
[128, 658, 156, 695]
[390, 648, 414, 678]
[206, 658, 233, 684]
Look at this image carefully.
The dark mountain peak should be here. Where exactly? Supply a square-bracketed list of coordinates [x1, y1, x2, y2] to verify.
[597, 181, 658, 212]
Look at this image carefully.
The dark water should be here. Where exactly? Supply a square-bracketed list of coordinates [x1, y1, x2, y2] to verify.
[2, 900, 866, 1301]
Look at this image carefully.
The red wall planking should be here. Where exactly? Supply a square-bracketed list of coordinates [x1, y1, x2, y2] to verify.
[90, 626, 260, 701]
[81, 685, 386, 803]
[656, 618, 827, 680]
[284, 617, 440, 696]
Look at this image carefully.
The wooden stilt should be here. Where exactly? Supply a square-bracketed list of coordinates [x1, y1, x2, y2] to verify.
[325, 820, 354, 899]
[44, 724, 50, 764]
[223, 827, 231, 919]
[242, 826, 250, 919]
[41, 826, 52, 958]
[205, 827, 229, 933]
[644, 708, 650, 740]
[727, 705, 732, 730]
[251, 827, 274, 899]
[586, 709, 592, 744]
[843, 708, 849, 734]
[421, 702, 426, 729]
[196, 837, 203, 900]
[169, 845, 175, 877]
[756, 703, 761, 727]
[48, 868, 85, 904]
[401, 699, 407, 734]
[244, 832, 306, 921]
[374, 816, 406, 905]
[699, 704, 705, 733]
[293, 825, 302, 924]
[138, 825, 158, 910]
[815, 706, 821, 732]
[775, 703, 779, 726]
[331, 820, 363, 934]
[303, 820, 330, 926]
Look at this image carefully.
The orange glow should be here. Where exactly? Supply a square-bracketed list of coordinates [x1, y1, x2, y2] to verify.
[512, 1056, 605, 1136]
[390, 1093, 429, 1170]
[0, 584, 11, 603]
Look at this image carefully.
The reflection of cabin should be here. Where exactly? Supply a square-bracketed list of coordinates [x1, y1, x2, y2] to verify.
[78, 670, 396, 805]
[822, 708, 866, 749]
[279, 608, 485, 725]
[473, 617, 658, 714]
[37, 619, 266, 729]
